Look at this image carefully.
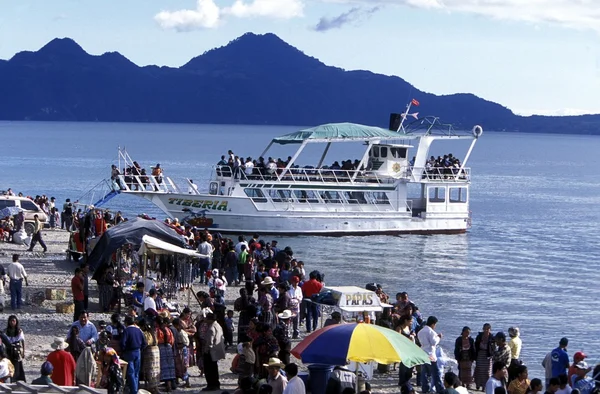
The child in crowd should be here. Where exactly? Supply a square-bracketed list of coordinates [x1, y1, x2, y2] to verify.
[225, 310, 235, 348]
[268, 261, 280, 281]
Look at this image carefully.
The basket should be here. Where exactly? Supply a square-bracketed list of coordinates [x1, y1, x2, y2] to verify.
[55, 302, 74, 314]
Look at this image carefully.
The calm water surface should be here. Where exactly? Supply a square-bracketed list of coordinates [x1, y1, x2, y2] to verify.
[1, 121, 600, 377]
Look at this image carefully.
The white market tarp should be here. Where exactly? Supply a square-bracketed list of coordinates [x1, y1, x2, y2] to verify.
[320, 285, 393, 312]
[138, 235, 208, 258]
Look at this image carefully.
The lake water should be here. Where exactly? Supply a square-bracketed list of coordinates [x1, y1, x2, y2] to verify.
[1, 121, 600, 378]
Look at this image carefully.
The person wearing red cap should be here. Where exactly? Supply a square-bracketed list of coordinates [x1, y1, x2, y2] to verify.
[568, 352, 587, 385]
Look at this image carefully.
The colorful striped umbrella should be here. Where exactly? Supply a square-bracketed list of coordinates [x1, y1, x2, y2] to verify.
[291, 323, 431, 366]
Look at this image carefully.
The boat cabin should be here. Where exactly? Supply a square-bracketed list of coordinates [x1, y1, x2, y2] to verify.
[367, 143, 411, 178]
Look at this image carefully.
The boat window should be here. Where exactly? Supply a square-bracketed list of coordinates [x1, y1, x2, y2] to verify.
[244, 188, 267, 203]
[0, 200, 16, 209]
[20, 200, 39, 211]
[293, 190, 319, 203]
[268, 189, 292, 202]
[209, 182, 218, 195]
[371, 146, 380, 158]
[343, 191, 367, 204]
[365, 192, 390, 205]
[380, 147, 388, 158]
[449, 187, 468, 203]
[320, 191, 342, 203]
[428, 187, 446, 203]
[390, 147, 407, 159]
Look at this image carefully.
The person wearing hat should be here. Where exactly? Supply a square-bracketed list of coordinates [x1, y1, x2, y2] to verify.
[571, 361, 593, 390]
[264, 357, 288, 394]
[262, 276, 279, 301]
[274, 310, 293, 365]
[568, 352, 588, 384]
[46, 338, 76, 386]
[202, 310, 225, 391]
[32, 361, 54, 385]
[550, 338, 570, 379]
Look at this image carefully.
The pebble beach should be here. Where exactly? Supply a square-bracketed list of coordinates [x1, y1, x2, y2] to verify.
[0, 229, 405, 393]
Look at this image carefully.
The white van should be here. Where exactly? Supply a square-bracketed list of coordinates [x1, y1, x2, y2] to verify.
[0, 196, 48, 234]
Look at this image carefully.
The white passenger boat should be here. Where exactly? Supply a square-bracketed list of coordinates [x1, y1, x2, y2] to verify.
[112, 106, 482, 235]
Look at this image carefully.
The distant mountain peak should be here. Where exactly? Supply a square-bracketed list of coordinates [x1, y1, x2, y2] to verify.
[183, 31, 325, 73]
[38, 37, 87, 57]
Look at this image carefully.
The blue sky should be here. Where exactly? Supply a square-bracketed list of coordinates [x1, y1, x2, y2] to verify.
[1, 0, 599, 116]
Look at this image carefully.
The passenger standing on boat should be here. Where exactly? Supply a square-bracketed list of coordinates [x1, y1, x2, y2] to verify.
[151, 164, 163, 190]
[188, 180, 198, 194]
[244, 158, 254, 177]
[475, 323, 496, 390]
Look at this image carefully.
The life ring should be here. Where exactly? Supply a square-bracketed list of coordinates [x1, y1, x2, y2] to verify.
[472, 125, 483, 138]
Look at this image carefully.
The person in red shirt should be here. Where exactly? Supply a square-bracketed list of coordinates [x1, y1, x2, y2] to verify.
[71, 268, 85, 322]
[301, 271, 323, 333]
[47, 338, 76, 386]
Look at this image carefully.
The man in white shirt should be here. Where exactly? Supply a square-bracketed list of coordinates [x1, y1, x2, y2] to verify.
[7, 254, 28, 310]
[143, 288, 157, 315]
[486, 361, 507, 394]
[234, 236, 248, 255]
[283, 363, 305, 394]
[244, 158, 254, 176]
[417, 315, 444, 393]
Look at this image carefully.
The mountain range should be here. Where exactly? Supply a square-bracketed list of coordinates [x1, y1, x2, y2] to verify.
[1, 32, 599, 134]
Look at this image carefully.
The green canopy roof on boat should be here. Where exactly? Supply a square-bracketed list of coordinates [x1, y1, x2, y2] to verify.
[272, 122, 404, 144]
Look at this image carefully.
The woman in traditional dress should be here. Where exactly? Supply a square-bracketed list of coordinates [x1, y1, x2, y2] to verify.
[105, 313, 124, 354]
[179, 308, 197, 368]
[194, 309, 212, 378]
[156, 316, 176, 392]
[508, 365, 530, 394]
[139, 319, 160, 394]
[234, 288, 256, 344]
[252, 322, 279, 380]
[4, 315, 25, 382]
[172, 318, 190, 388]
[101, 348, 123, 394]
[98, 266, 115, 313]
[474, 323, 496, 390]
[493, 331, 512, 382]
[454, 326, 476, 389]
[257, 287, 273, 327]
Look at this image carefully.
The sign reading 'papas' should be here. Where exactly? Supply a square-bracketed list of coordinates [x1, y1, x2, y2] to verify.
[343, 293, 374, 306]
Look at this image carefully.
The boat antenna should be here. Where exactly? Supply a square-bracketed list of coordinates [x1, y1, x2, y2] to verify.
[396, 98, 420, 133]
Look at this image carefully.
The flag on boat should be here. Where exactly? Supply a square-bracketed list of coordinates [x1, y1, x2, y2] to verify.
[401, 112, 419, 120]
[411, 98, 420, 106]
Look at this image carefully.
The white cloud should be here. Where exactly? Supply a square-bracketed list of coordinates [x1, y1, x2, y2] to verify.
[154, 0, 221, 31]
[154, 0, 303, 31]
[224, 0, 304, 19]
[319, 0, 600, 32]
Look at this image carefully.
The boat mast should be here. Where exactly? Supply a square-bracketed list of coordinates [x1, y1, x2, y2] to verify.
[396, 101, 413, 133]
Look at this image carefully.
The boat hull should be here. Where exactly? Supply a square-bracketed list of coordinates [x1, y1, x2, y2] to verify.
[131, 191, 470, 236]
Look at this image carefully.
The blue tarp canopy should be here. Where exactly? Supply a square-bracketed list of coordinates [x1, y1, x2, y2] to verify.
[272, 123, 403, 144]
[88, 217, 186, 279]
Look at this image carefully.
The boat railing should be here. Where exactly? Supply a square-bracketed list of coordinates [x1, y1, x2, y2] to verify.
[214, 166, 397, 185]
[113, 174, 182, 193]
[408, 167, 471, 182]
